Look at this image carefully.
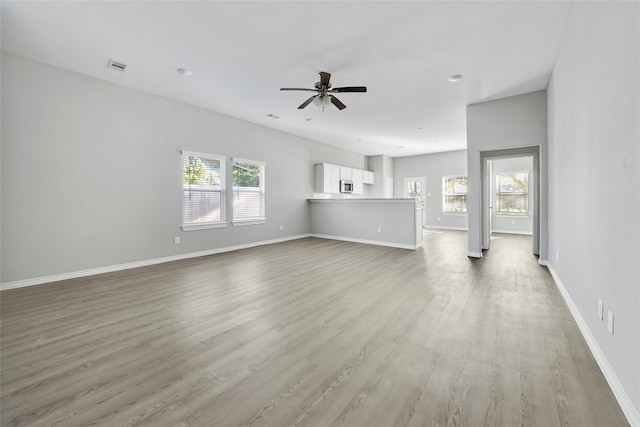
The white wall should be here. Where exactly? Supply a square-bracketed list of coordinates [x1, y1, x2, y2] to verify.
[0, 53, 366, 284]
[547, 2, 640, 421]
[466, 91, 548, 258]
[393, 150, 468, 230]
[491, 156, 533, 235]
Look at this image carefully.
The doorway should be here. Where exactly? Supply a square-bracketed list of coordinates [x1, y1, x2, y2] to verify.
[403, 177, 426, 227]
[480, 147, 540, 256]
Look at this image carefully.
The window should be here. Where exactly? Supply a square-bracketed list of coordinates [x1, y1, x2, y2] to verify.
[496, 172, 529, 214]
[232, 158, 265, 225]
[442, 176, 468, 213]
[182, 151, 226, 230]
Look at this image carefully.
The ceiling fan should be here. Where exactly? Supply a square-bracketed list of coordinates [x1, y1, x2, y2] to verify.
[280, 72, 367, 110]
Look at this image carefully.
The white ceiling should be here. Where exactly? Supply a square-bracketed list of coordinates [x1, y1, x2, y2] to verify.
[1, 1, 574, 158]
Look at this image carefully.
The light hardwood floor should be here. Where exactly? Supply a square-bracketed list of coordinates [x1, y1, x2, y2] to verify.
[0, 231, 628, 426]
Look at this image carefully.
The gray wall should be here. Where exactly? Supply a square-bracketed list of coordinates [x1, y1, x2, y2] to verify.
[1, 53, 366, 284]
[309, 200, 418, 249]
[491, 156, 534, 235]
[393, 150, 468, 230]
[548, 1, 640, 416]
[466, 91, 548, 258]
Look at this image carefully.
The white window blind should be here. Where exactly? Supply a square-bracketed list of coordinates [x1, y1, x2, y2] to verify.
[496, 172, 529, 214]
[182, 151, 226, 230]
[232, 158, 265, 224]
[442, 176, 468, 213]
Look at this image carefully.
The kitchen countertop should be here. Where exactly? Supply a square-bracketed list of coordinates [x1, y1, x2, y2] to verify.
[307, 198, 416, 202]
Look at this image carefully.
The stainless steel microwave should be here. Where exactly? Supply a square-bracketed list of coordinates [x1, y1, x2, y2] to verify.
[340, 180, 353, 193]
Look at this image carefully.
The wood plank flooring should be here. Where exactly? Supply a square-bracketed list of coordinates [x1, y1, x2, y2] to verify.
[0, 231, 628, 426]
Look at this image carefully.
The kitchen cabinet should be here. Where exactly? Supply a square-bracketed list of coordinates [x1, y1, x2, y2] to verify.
[315, 163, 374, 194]
[340, 167, 352, 181]
[352, 169, 364, 195]
[315, 163, 341, 193]
[363, 171, 375, 184]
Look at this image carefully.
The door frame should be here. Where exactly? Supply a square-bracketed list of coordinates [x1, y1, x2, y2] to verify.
[480, 147, 540, 255]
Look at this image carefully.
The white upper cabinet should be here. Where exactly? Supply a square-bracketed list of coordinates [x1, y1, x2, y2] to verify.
[340, 167, 352, 181]
[352, 169, 364, 194]
[363, 171, 375, 184]
[315, 163, 374, 194]
[315, 163, 341, 193]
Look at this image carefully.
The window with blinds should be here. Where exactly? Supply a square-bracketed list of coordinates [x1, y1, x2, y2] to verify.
[182, 151, 226, 230]
[232, 158, 265, 224]
[496, 172, 529, 214]
[442, 176, 468, 213]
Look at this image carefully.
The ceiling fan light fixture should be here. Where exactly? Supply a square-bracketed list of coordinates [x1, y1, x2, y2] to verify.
[177, 68, 192, 76]
[313, 95, 332, 108]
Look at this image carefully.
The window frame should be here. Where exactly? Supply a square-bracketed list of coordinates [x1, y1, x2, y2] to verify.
[231, 157, 266, 226]
[495, 171, 529, 216]
[442, 175, 468, 214]
[181, 150, 227, 231]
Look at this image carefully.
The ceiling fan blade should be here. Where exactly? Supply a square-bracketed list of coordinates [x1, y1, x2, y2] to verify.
[319, 72, 331, 88]
[280, 88, 318, 92]
[329, 95, 346, 110]
[331, 86, 367, 93]
[298, 95, 317, 109]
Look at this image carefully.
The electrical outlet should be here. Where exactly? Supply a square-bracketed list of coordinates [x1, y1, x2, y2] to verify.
[377, 226, 382, 233]
[598, 300, 604, 320]
[511, 219, 516, 225]
[174, 236, 180, 245]
[607, 311, 614, 335]
[279, 225, 284, 231]
[556, 250, 560, 261]
[437, 217, 441, 222]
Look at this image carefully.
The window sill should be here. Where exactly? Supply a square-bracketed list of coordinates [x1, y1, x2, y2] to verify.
[182, 222, 228, 231]
[495, 214, 530, 218]
[442, 212, 468, 216]
[232, 219, 266, 227]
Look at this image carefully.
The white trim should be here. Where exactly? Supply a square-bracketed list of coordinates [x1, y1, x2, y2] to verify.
[181, 221, 228, 231]
[232, 219, 266, 227]
[547, 264, 640, 427]
[490, 229, 533, 236]
[538, 258, 549, 266]
[310, 234, 419, 250]
[467, 251, 483, 258]
[0, 234, 312, 292]
[426, 225, 468, 231]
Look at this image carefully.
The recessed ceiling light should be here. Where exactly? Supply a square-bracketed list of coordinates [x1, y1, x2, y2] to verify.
[177, 68, 192, 76]
[448, 74, 463, 82]
[418, 127, 426, 131]
[397, 145, 405, 149]
[305, 118, 312, 122]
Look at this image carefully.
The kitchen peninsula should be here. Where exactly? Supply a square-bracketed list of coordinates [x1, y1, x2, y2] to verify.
[308, 198, 423, 250]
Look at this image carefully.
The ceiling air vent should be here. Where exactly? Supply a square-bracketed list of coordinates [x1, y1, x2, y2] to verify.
[106, 59, 128, 72]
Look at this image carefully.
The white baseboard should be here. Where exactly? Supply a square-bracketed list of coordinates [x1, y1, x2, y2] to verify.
[538, 258, 549, 266]
[467, 251, 483, 258]
[425, 225, 468, 231]
[491, 229, 533, 236]
[310, 234, 418, 250]
[547, 264, 640, 427]
[1, 234, 312, 291]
